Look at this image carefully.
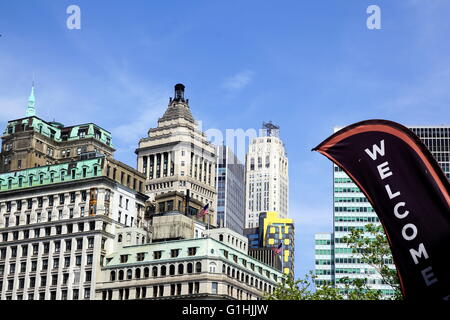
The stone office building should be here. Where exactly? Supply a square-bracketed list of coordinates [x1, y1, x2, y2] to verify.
[1, 86, 114, 173]
[0, 154, 148, 300]
[95, 229, 283, 300]
[135, 84, 217, 226]
[0, 90, 148, 300]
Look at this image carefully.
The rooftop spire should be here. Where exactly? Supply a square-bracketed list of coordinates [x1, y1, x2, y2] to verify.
[26, 82, 36, 117]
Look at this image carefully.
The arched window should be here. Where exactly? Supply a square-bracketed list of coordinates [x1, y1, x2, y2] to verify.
[144, 267, 150, 278]
[258, 157, 262, 168]
[110, 271, 116, 281]
[236, 271, 240, 280]
[161, 266, 167, 276]
[169, 264, 175, 276]
[245, 275, 249, 284]
[209, 262, 216, 273]
[135, 268, 141, 279]
[178, 264, 184, 275]
[118, 234, 122, 243]
[219, 234, 223, 242]
[222, 264, 226, 273]
[232, 269, 235, 278]
[264, 283, 267, 292]
[118, 270, 124, 280]
[227, 266, 230, 276]
[265, 155, 270, 168]
[152, 266, 158, 277]
[127, 269, 132, 280]
[187, 263, 193, 274]
[241, 273, 244, 282]
[250, 158, 255, 170]
[250, 277, 254, 286]
[195, 262, 202, 273]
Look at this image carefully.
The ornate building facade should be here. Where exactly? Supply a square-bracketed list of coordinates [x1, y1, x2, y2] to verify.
[135, 84, 217, 226]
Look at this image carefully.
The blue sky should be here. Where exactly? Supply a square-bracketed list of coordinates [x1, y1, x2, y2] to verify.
[1, 0, 449, 279]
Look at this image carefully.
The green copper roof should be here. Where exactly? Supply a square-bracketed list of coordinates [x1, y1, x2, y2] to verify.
[3, 117, 114, 149]
[0, 156, 105, 193]
[25, 86, 36, 117]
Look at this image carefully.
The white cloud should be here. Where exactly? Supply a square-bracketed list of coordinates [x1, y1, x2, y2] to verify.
[222, 70, 254, 91]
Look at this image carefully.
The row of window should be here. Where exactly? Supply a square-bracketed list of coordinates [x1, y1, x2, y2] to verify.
[315, 239, 333, 245]
[222, 263, 276, 292]
[334, 197, 369, 203]
[0, 287, 91, 300]
[0, 167, 99, 190]
[101, 281, 201, 300]
[2, 191, 88, 213]
[1, 237, 99, 261]
[0, 270, 92, 293]
[1, 221, 100, 242]
[117, 247, 197, 264]
[334, 216, 379, 223]
[334, 207, 375, 213]
[315, 257, 394, 265]
[334, 226, 366, 232]
[105, 165, 143, 192]
[110, 261, 203, 281]
[1, 254, 94, 276]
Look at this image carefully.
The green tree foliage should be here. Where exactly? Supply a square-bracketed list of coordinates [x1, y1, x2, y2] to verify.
[342, 223, 403, 300]
[266, 223, 403, 300]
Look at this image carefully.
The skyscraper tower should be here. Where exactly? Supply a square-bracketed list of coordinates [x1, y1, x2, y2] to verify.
[315, 125, 450, 298]
[135, 84, 217, 225]
[245, 122, 288, 228]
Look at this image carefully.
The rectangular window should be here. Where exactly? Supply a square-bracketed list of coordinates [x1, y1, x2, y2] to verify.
[88, 237, 94, 249]
[171, 249, 180, 258]
[153, 251, 162, 260]
[30, 276, 36, 287]
[53, 258, 59, 269]
[136, 253, 145, 261]
[63, 273, 69, 285]
[41, 276, 47, 287]
[188, 247, 197, 256]
[194, 282, 200, 294]
[212, 282, 218, 294]
[76, 238, 83, 250]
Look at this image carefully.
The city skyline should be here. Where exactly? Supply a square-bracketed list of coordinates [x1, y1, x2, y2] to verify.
[1, 0, 450, 279]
